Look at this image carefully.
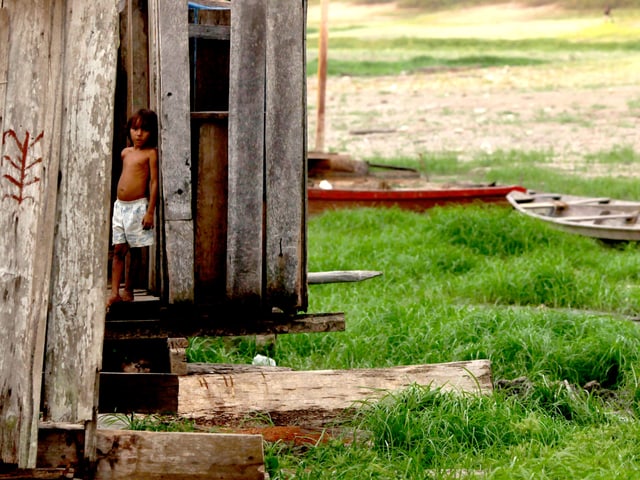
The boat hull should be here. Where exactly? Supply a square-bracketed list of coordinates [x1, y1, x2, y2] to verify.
[507, 191, 640, 242]
[309, 185, 526, 215]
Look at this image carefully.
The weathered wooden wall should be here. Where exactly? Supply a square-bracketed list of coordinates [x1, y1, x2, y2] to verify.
[107, 0, 311, 322]
[0, 0, 118, 468]
[226, 0, 307, 313]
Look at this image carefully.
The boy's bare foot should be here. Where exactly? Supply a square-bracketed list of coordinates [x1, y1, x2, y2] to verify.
[106, 294, 122, 308]
[122, 290, 135, 302]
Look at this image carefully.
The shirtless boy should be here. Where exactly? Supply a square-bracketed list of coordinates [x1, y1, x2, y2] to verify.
[107, 109, 159, 307]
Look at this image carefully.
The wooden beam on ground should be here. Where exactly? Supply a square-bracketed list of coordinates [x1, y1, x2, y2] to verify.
[178, 360, 493, 426]
[35, 426, 265, 480]
[148, 0, 195, 303]
[104, 312, 345, 340]
[226, 0, 266, 309]
[95, 430, 265, 480]
[264, 0, 308, 313]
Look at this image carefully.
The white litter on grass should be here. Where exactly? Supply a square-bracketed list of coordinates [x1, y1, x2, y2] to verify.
[252, 354, 276, 366]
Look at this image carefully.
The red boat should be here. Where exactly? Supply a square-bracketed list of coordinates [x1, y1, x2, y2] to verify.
[306, 153, 525, 215]
[308, 179, 526, 215]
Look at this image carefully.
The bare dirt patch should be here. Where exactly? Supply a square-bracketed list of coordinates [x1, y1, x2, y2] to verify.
[307, 70, 640, 175]
[306, 2, 640, 177]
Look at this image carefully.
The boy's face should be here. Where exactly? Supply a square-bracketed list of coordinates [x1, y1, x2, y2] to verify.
[130, 126, 151, 148]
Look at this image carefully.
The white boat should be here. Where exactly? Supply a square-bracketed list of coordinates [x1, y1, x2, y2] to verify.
[506, 190, 640, 242]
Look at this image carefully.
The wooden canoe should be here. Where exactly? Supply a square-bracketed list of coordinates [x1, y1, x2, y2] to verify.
[308, 177, 526, 215]
[507, 190, 640, 242]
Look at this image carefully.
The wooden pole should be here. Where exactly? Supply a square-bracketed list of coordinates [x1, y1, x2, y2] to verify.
[314, 0, 328, 152]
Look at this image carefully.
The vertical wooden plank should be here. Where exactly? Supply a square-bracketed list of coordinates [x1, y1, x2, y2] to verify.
[42, 0, 119, 449]
[149, 0, 195, 303]
[195, 118, 228, 304]
[0, 1, 65, 467]
[43, 0, 118, 465]
[126, 0, 150, 115]
[0, 8, 8, 135]
[265, 0, 308, 312]
[146, 0, 167, 299]
[227, 0, 266, 309]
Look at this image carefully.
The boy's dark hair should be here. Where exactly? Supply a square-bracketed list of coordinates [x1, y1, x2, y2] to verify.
[127, 109, 158, 148]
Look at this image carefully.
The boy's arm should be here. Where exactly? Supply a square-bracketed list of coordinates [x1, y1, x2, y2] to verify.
[142, 148, 159, 230]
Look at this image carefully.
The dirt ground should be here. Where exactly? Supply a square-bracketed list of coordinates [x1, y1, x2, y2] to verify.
[306, 72, 640, 175]
[305, 3, 640, 176]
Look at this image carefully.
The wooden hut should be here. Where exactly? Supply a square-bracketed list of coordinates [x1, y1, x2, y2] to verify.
[0, 0, 340, 476]
[119, 0, 309, 315]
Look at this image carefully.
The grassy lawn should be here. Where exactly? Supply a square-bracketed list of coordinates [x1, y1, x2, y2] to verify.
[171, 2, 640, 478]
[280, 3, 640, 477]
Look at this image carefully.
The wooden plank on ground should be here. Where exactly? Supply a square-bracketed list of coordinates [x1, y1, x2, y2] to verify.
[195, 119, 228, 304]
[36, 427, 265, 480]
[264, 0, 307, 313]
[149, 0, 194, 303]
[0, 1, 66, 467]
[226, 0, 266, 309]
[178, 360, 493, 425]
[95, 430, 265, 480]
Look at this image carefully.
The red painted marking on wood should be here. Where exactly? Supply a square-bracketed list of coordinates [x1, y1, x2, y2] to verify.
[2, 129, 44, 204]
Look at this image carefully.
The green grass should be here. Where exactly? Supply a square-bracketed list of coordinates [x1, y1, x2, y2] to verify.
[257, 201, 640, 478]
[308, 53, 547, 77]
[306, 37, 640, 77]
[184, 170, 640, 477]
[277, 1, 640, 476]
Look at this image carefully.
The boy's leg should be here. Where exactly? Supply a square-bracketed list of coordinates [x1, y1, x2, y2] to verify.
[108, 242, 129, 306]
[123, 247, 142, 302]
